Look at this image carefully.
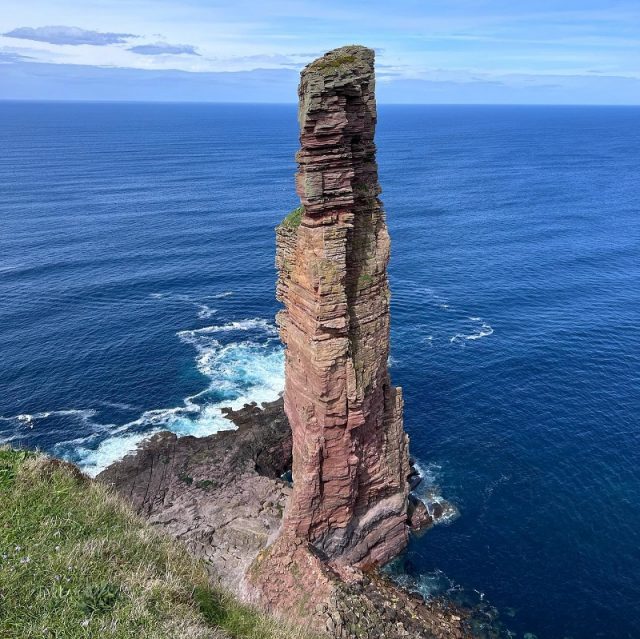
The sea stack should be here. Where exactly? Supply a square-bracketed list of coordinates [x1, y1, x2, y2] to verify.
[248, 44, 415, 618]
[274, 44, 411, 567]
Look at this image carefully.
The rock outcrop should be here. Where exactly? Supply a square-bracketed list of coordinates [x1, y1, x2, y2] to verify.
[245, 45, 431, 629]
[98, 399, 293, 593]
[273, 45, 411, 567]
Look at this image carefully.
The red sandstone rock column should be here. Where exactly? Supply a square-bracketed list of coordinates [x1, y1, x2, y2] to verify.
[275, 45, 411, 568]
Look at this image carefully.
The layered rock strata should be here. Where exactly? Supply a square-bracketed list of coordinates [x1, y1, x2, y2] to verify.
[273, 45, 411, 568]
[98, 399, 293, 592]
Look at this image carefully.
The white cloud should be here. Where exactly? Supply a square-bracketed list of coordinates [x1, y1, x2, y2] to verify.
[129, 42, 199, 56]
[3, 25, 136, 46]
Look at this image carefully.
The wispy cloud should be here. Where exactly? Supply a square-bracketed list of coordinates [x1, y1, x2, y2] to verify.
[128, 42, 199, 56]
[0, 50, 33, 63]
[3, 26, 136, 46]
[206, 52, 319, 69]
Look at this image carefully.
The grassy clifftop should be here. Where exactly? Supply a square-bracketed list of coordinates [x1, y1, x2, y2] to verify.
[0, 448, 315, 639]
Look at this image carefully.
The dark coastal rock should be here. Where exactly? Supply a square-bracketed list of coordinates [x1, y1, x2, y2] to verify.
[432, 501, 444, 519]
[423, 492, 459, 527]
[331, 572, 474, 639]
[408, 464, 423, 491]
[98, 398, 292, 591]
[408, 493, 434, 531]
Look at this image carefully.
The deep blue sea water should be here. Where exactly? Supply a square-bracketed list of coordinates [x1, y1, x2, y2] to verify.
[1, 102, 639, 638]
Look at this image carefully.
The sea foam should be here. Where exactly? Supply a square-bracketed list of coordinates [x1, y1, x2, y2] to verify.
[52, 315, 284, 477]
[412, 460, 460, 526]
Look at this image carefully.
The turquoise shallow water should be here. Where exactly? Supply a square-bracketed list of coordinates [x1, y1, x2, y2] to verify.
[1, 102, 639, 638]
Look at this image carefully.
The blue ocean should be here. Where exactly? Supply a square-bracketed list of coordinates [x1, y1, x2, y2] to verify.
[1, 102, 638, 638]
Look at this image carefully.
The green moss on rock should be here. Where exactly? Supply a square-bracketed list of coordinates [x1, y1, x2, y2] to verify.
[281, 205, 304, 229]
[313, 54, 356, 71]
[358, 273, 373, 287]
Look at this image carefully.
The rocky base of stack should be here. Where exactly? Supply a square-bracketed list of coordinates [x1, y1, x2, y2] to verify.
[99, 400, 469, 637]
[247, 534, 473, 639]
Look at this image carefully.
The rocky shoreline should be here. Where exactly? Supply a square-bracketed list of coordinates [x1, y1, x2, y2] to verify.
[98, 399, 292, 593]
[98, 398, 476, 638]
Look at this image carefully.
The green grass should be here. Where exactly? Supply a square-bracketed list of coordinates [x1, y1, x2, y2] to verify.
[280, 205, 304, 229]
[0, 448, 317, 639]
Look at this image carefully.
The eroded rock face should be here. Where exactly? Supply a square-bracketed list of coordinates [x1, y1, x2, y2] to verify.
[98, 399, 293, 593]
[274, 45, 411, 568]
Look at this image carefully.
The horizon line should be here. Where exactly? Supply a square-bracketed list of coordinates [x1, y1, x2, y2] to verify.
[2, 99, 639, 107]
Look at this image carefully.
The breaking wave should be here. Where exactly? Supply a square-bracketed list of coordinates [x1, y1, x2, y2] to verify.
[383, 560, 458, 600]
[178, 318, 278, 337]
[0, 310, 285, 477]
[412, 287, 493, 346]
[449, 318, 494, 344]
[0, 409, 97, 428]
[149, 290, 234, 319]
[0, 409, 98, 445]
[411, 460, 460, 525]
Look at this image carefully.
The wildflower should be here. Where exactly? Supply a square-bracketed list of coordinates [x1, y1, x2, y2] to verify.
[81, 619, 89, 627]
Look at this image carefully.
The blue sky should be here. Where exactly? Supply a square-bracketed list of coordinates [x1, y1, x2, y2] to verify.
[1, 0, 639, 103]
